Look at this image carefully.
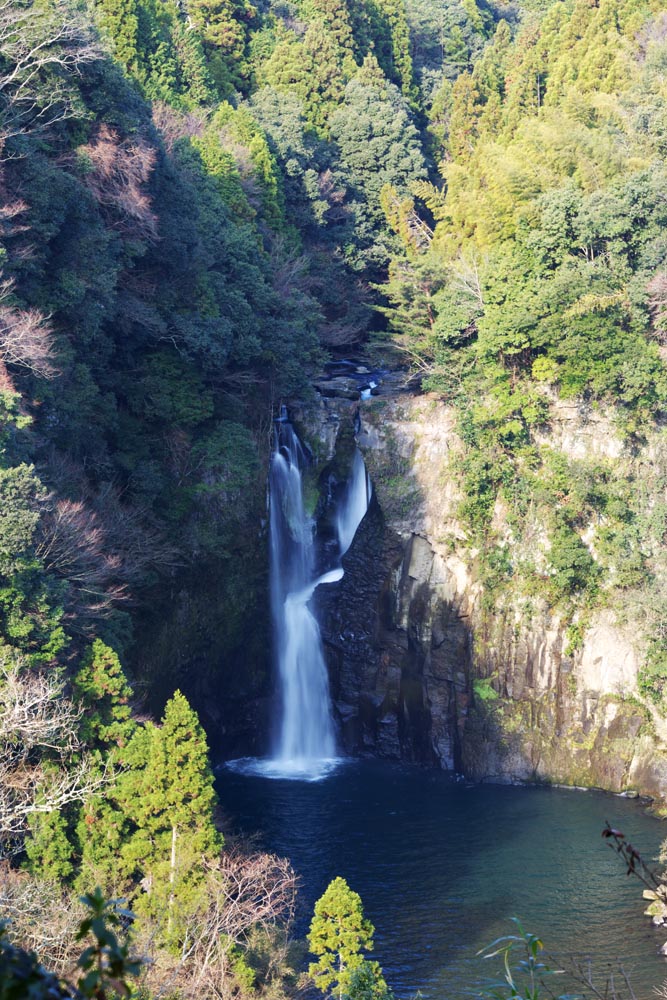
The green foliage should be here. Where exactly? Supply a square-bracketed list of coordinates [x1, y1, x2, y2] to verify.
[343, 961, 394, 1000]
[113, 691, 222, 944]
[25, 809, 75, 882]
[126, 351, 215, 428]
[0, 466, 45, 576]
[478, 920, 558, 1000]
[75, 888, 141, 998]
[329, 59, 426, 271]
[547, 521, 598, 599]
[308, 876, 378, 998]
[473, 676, 499, 702]
[638, 639, 667, 704]
[72, 641, 135, 750]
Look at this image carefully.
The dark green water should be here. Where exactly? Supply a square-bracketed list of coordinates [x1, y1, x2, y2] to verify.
[217, 760, 667, 1000]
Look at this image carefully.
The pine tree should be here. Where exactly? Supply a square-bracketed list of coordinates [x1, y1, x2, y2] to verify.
[25, 808, 74, 881]
[308, 877, 381, 998]
[115, 691, 222, 945]
[94, 0, 140, 72]
[72, 640, 135, 751]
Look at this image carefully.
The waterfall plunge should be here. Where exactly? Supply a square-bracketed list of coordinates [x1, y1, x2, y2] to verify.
[227, 415, 370, 782]
[269, 422, 338, 773]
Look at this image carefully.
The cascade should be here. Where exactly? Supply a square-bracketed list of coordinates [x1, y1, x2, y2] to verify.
[336, 448, 372, 557]
[228, 411, 370, 781]
[268, 416, 338, 774]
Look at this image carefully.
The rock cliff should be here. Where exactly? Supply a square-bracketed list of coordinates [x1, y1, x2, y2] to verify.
[297, 387, 667, 809]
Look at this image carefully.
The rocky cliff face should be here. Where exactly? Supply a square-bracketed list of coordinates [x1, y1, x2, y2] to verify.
[297, 388, 667, 809]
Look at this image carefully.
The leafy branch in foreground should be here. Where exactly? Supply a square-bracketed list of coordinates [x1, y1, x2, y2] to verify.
[601, 822, 661, 893]
[75, 888, 141, 1000]
[477, 826, 666, 1000]
[477, 919, 571, 1000]
[0, 888, 141, 1000]
[478, 916, 642, 1000]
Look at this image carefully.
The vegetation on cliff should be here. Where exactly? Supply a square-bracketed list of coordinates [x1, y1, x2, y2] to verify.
[378, 0, 667, 707]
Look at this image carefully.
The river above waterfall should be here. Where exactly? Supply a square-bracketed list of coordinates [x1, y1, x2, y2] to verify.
[217, 759, 667, 1000]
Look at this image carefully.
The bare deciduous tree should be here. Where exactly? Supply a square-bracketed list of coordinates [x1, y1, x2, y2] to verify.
[77, 124, 159, 239]
[33, 474, 179, 631]
[0, 864, 84, 974]
[152, 101, 205, 152]
[0, 277, 58, 378]
[137, 848, 297, 999]
[0, 656, 106, 853]
[449, 250, 485, 309]
[0, 0, 100, 152]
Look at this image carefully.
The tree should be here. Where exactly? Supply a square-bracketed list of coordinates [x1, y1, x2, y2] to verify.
[308, 876, 380, 998]
[0, 886, 141, 1000]
[114, 691, 222, 945]
[71, 640, 134, 751]
[94, 0, 140, 72]
[0, 656, 105, 856]
[343, 961, 393, 1000]
[329, 58, 426, 270]
[0, 281, 57, 379]
[0, 0, 100, 150]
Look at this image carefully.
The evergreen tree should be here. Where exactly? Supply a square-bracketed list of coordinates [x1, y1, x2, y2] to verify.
[72, 640, 135, 751]
[308, 877, 380, 998]
[261, 25, 348, 131]
[373, 0, 418, 108]
[94, 0, 140, 71]
[447, 72, 480, 160]
[343, 961, 394, 1000]
[115, 691, 222, 944]
[185, 0, 255, 94]
[329, 57, 426, 267]
[301, 0, 357, 74]
[25, 808, 74, 881]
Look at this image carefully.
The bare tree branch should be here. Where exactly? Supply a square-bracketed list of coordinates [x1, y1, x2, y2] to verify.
[0, 276, 59, 378]
[0, 0, 101, 153]
[0, 656, 108, 854]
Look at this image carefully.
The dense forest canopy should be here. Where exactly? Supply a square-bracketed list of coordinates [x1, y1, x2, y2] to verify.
[3, 0, 667, 992]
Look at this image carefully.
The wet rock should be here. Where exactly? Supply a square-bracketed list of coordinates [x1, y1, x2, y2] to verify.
[314, 377, 361, 400]
[318, 490, 470, 769]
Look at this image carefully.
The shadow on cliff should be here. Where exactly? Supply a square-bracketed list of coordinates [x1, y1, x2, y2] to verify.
[317, 489, 473, 770]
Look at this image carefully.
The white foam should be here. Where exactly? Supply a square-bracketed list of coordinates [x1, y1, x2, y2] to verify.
[225, 756, 344, 782]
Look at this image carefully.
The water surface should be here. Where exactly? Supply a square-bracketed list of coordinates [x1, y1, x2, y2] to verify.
[217, 759, 667, 1000]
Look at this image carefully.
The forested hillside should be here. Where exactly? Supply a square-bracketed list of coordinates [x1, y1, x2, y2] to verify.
[0, 0, 487, 991]
[3, 0, 667, 992]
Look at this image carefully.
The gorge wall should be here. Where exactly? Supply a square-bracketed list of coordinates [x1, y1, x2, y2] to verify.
[296, 388, 667, 809]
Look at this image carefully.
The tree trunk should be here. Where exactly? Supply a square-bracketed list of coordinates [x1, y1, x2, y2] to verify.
[167, 823, 177, 936]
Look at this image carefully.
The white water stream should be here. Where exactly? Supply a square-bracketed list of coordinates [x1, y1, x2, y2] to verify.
[228, 415, 370, 781]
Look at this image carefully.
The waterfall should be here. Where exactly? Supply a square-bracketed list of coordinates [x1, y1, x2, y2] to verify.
[268, 419, 338, 774]
[336, 448, 372, 557]
[227, 411, 371, 782]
